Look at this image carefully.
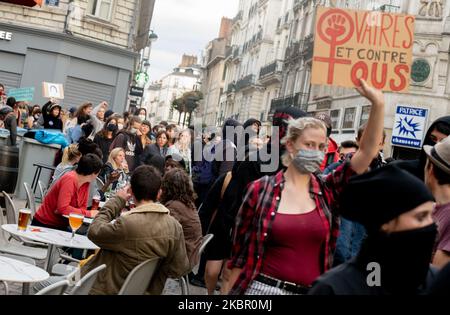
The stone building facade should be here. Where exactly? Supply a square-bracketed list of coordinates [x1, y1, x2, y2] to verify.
[218, 0, 450, 158]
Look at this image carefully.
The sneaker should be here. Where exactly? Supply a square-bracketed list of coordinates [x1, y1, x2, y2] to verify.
[188, 276, 221, 291]
[189, 276, 206, 288]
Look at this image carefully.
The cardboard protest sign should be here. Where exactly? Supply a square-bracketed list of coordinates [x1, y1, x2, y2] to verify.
[7, 87, 35, 102]
[42, 82, 64, 99]
[311, 6, 415, 92]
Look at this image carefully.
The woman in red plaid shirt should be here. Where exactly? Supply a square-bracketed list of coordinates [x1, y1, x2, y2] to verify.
[227, 79, 385, 295]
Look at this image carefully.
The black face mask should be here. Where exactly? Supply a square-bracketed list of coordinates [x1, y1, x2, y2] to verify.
[107, 124, 118, 132]
[357, 223, 438, 294]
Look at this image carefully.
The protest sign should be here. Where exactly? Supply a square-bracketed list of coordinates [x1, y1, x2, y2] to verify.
[7, 87, 35, 102]
[42, 82, 64, 99]
[311, 6, 415, 92]
[391, 105, 428, 149]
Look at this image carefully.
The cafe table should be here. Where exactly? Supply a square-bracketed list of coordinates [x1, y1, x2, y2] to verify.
[0, 255, 49, 295]
[1, 224, 99, 273]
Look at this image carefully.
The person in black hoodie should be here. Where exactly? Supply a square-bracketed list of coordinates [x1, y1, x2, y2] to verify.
[94, 116, 118, 164]
[109, 116, 143, 172]
[309, 165, 438, 295]
[42, 100, 63, 131]
[212, 118, 241, 178]
[394, 116, 450, 180]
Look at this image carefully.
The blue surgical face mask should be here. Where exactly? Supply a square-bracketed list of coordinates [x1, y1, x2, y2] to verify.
[291, 149, 325, 174]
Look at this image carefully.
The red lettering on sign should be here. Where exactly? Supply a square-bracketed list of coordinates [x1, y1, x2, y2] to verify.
[403, 16, 414, 49]
[371, 63, 388, 89]
[390, 64, 409, 91]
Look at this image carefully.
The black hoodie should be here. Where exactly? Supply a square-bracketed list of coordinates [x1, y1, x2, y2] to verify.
[393, 116, 450, 180]
[42, 101, 63, 131]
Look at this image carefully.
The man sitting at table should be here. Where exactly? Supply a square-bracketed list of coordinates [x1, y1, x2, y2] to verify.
[32, 153, 103, 230]
[81, 165, 190, 295]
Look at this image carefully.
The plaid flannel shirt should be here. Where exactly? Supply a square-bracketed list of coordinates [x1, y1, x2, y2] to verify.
[228, 160, 356, 295]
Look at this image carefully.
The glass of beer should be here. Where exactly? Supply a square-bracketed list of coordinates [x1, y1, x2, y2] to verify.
[17, 209, 31, 231]
[91, 194, 101, 211]
[69, 213, 84, 239]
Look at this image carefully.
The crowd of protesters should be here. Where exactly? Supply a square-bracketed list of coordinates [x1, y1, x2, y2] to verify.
[1, 79, 450, 295]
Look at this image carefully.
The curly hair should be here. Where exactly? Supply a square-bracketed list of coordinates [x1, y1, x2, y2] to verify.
[160, 168, 196, 210]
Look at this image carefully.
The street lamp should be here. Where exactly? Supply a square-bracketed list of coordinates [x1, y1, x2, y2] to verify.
[135, 30, 158, 109]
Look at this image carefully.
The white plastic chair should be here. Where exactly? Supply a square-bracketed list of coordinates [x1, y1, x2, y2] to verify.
[180, 234, 214, 295]
[38, 181, 48, 201]
[118, 258, 160, 295]
[2, 191, 18, 225]
[23, 183, 37, 218]
[0, 208, 47, 260]
[35, 280, 70, 295]
[68, 264, 106, 295]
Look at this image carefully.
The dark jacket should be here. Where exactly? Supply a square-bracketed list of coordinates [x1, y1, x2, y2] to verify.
[140, 143, 167, 165]
[165, 200, 202, 269]
[94, 132, 114, 164]
[110, 130, 143, 172]
[42, 101, 63, 131]
[309, 258, 438, 295]
[1, 107, 17, 146]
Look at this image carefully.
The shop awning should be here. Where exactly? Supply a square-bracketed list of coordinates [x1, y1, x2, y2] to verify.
[0, 0, 43, 7]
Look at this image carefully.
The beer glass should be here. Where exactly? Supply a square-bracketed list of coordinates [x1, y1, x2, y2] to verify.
[17, 209, 31, 231]
[91, 194, 101, 211]
[69, 213, 84, 238]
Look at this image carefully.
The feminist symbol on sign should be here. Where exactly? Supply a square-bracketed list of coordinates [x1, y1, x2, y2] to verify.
[314, 9, 355, 84]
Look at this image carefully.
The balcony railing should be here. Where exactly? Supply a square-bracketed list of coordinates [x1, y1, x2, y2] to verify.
[285, 35, 314, 63]
[285, 41, 302, 61]
[269, 92, 310, 115]
[302, 34, 314, 61]
[259, 60, 283, 78]
[235, 74, 256, 91]
[227, 82, 236, 94]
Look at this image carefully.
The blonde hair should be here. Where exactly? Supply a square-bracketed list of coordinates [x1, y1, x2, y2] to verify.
[281, 117, 327, 167]
[61, 144, 81, 165]
[108, 148, 125, 170]
[176, 129, 191, 152]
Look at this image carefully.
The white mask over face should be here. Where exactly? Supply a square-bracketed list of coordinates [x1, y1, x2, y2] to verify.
[139, 115, 146, 121]
[118, 123, 124, 130]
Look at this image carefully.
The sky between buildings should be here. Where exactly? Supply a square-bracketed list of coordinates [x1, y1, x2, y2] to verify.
[148, 0, 239, 82]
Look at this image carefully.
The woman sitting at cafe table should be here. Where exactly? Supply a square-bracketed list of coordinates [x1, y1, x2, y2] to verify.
[32, 153, 103, 231]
